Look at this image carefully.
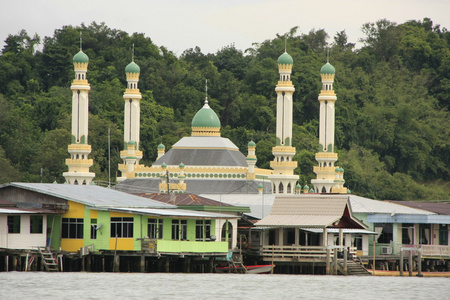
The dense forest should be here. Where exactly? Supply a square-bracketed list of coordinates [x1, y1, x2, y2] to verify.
[0, 18, 448, 200]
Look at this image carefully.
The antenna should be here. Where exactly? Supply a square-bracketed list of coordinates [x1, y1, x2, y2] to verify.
[132, 43, 135, 62]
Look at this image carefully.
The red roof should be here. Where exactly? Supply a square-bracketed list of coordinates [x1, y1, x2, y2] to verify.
[389, 201, 450, 215]
[134, 193, 233, 207]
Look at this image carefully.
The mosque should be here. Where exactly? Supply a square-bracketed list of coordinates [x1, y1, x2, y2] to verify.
[63, 44, 349, 197]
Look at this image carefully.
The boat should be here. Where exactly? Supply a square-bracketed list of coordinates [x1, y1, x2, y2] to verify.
[215, 264, 275, 274]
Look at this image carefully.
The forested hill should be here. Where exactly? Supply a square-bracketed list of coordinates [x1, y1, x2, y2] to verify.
[0, 19, 448, 200]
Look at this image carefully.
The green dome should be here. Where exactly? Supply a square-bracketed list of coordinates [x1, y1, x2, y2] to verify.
[125, 61, 140, 73]
[320, 62, 335, 75]
[157, 143, 165, 149]
[258, 183, 264, 189]
[192, 103, 221, 128]
[278, 52, 293, 65]
[161, 163, 167, 168]
[335, 167, 340, 172]
[248, 141, 256, 147]
[309, 188, 315, 193]
[179, 163, 185, 168]
[73, 51, 89, 63]
[296, 184, 301, 189]
[347, 189, 351, 194]
[303, 184, 309, 190]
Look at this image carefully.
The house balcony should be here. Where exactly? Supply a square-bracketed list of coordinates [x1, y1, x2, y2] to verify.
[140, 238, 229, 255]
[260, 245, 356, 262]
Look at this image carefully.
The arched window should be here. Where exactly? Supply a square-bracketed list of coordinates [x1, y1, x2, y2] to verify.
[321, 186, 327, 193]
[287, 183, 291, 194]
[279, 182, 284, 194]
[74, 180, 79, 185]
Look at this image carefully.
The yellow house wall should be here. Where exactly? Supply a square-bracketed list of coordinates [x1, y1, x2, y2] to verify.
[61, 201, 85, 251]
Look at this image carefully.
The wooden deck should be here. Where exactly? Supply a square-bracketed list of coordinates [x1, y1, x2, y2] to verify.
[260, 245, 357, 262]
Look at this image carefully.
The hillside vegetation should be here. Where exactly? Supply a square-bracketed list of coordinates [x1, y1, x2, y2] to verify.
[0, 19, 448, 200]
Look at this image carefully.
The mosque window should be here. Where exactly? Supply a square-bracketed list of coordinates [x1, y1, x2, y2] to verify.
[287, 183, 291, 193]
[279, 182, 284, 193]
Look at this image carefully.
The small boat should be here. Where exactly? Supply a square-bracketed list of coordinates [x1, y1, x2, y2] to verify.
[215, 264, 275, 274]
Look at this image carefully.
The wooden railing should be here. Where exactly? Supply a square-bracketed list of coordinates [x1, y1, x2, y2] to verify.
[415, 245, 450, 257]
[261, 245, 357, 262]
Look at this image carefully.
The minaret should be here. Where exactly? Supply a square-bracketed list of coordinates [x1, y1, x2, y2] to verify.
[246, 141, 257, 180]
[311, 59, 347, 193]
[63, 37, 95, 185]
[268, 51, 298, 194]
[118, 46, 143, 181]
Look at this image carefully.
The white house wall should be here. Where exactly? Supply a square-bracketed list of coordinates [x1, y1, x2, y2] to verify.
[0, 214, 47, 249]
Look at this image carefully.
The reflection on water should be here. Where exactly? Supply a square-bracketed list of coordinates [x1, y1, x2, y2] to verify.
[1, 272, 449, 300]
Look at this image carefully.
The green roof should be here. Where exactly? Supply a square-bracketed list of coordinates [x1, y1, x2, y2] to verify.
[125, 61, 140, 73]
[320, 62, 335, 75]
[73, 51, 89, 63]
[248, 140, 256, 147]
[191, 103, 221, 128]
[157, 143, 165, 149]
[278, 52, 293, 65]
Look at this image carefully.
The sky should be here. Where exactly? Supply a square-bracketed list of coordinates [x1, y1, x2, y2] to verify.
[1, 0, 449, 55]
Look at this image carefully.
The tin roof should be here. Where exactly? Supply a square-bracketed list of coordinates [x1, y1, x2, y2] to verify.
[255, 194, 365, 228]
[135, 193, 234, 207]
[103, 207, 239, 219]
[6, 183, 175, 209]
[388, 201, 450, 215]
[348, 195, 434, 215]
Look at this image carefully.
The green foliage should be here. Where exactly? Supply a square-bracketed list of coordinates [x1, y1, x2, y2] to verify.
[0, 20, 448, 200]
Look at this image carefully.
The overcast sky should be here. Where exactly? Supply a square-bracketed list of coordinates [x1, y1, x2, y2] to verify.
[1, 0, 449, 55]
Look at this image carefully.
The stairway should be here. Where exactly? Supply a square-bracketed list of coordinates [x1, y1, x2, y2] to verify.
[229, 253, 248, 273]
[344, 260, 372, 276]
[37, 247, 59, 272]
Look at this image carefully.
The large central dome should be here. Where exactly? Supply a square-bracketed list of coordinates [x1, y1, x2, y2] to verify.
[191, 102, 221, 137]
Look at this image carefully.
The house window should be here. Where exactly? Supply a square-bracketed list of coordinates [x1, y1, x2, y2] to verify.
[353, 235, 363, 251]
[148, 218, 163, 239]
[90, 219, 97, 240]
[62, 218, 83, 239]
[375, 223, 393, 244]
[7, 215, 20, 233]
[30, 215, 43, 234]
[195, 220, 211, 241]
[401, 223, 414, 245]
[110, 217, 134, 238]
[439, 225, 448, 245]
[419, 224, 431, 245]
[172, 219, 187, 240]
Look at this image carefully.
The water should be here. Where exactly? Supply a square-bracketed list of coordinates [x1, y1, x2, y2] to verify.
[0, 272, 448, 300]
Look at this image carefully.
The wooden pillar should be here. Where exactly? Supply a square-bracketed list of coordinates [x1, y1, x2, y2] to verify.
[208, 257, 214, 273]
[114, 255, 120, 272]
[5, 256, 9, 272]
[25, 253, 29, 272]
[408, 250, 413, 276]
[417, 250, 423, 277]
[326, 248, 331, 275]
[165, 259, 170, 273]
[140, 255, 146, 272]
[333, 249, 338, 275]
[323, 228, 328, 247]
[343, 248, 348, 275]
[81, 255, 86, 272]
[399, 250, 404, 276]
[101, 256, 105, 272]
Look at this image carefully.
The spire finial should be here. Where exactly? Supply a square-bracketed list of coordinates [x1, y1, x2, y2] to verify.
[132, 43, 135, 62]
[79, 32, 82, 52]
[284, 36, 287, 53]
[327, 48, 330, 63]
[205, 79, 208, 104]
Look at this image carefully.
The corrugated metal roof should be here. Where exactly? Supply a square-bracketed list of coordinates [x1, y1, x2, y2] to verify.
[7, 183, 175, 209]
[0, 207, 57, 214]
[135, 193, 234, 207]
[388, 201, 450, 215]
[256, 214, 340, 227]
[349, 195, 434, 215]
[302, 228, 378, 234]
[104, 207, 239, 219]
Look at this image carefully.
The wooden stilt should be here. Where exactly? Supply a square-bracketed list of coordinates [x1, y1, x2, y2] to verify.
[399, 250, 404, 276]
[408, 251, 413, 276]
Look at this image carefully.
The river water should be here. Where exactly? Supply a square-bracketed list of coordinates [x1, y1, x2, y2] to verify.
[1, 272, 448, 300]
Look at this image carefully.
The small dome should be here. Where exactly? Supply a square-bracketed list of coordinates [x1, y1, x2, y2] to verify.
[278, 52, 293, 65]
[127, 140, 135, 145]
[335, 167, 340, 172]
[296, 184, 301, 189]
[157, 143, 165, 149]
[161, 163, 167, 168]
[258, 183, 264, 189]
[303, 184, 309, 190]
[347, 189, 352, 194]
[248, 140, 256, 147]
[73, 51, 89, 63]
[309, 188, 315, 193]
[320, 62, 335, 75]
[192, 103, 221, 128]
[125, 61, 140, 73]
[179, 163, 185, 168]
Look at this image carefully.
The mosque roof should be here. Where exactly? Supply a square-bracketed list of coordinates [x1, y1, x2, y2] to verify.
[125, 61, 140, 73]
[73, 51, 89, 63]
[278, 52, 293, 65]
[320, 62, 335, 75]
[191, 103, 221, 128]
